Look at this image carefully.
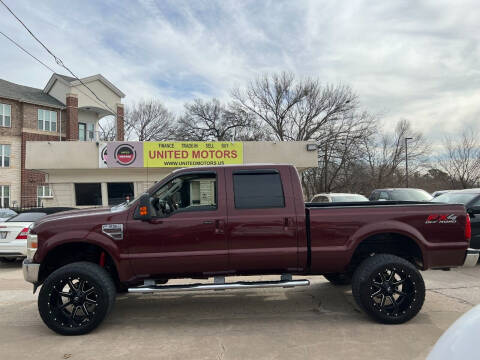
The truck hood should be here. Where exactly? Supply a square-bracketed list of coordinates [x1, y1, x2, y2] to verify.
[33, 207, 113, 228]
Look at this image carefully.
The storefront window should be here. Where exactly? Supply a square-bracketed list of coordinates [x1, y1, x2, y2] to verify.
[75, 183, 102, 206]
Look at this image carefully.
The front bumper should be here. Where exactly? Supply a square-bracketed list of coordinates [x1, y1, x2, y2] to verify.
[463, 248, 480, 267]
[22, 259, 40, 284]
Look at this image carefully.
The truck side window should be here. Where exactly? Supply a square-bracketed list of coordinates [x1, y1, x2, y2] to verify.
[313, 196, 329, 203]
[151, 173, 217, 216]
[233, 172, 285, 209]
[379, 191, 389, 200]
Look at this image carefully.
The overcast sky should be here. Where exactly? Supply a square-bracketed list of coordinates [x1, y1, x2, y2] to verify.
[1, 0, 479, 143]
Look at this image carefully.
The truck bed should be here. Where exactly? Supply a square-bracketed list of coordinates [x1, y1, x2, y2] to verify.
[305, 201, 469, 273]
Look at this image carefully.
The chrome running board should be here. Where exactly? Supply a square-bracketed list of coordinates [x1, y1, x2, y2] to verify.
[128, 279, 310, 294]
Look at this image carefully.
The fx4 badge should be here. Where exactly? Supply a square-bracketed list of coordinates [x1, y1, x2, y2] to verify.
[425, 214, 457, 224]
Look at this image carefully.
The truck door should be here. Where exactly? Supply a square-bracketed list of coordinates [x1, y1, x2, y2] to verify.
[225, 167, 298, 272]
[126, 169, 228, 277]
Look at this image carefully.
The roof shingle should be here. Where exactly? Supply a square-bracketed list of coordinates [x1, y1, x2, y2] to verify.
[0, 78, 65, 108]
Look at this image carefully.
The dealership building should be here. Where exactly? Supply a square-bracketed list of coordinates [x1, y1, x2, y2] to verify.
[25, 140, 318, 207]
[0, 74, 317, 208]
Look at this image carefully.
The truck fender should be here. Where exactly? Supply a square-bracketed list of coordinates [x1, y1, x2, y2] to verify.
[347, 220, 427, 261]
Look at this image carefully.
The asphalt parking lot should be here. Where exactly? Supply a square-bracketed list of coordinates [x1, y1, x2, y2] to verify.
[1, 262, 479, 360]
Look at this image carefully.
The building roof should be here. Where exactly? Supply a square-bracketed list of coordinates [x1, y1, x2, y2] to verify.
[54, 74, 76, 83]
[0, 78, 65, 108]
[44, 73, 125, 98]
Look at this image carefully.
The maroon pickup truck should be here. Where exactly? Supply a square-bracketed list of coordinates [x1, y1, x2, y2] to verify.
[22, 164, 478, 335]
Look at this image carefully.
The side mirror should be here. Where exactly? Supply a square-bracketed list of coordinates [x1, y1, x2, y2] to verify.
[133, 194, 153, 221]
[467, 206, 480, 215]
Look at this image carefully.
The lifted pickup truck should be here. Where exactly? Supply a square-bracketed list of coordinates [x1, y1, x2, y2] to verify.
[23, 164, 478, 335]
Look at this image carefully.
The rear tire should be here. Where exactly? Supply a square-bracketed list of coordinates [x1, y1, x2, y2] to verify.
[38, 262, 116, 335]
[324, 273, 352, 285]
[352, 254, 425, 324]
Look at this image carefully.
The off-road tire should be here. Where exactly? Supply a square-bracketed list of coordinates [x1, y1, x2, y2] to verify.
[38, 262, 116, 335]
[324, 273, 352, 285]
[352, 254, 425, 324]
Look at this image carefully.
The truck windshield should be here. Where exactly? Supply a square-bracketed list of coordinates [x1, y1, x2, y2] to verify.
[431, 193, 478, 205]
[331, 195, 368, 202]
[391, 190, 433, 201]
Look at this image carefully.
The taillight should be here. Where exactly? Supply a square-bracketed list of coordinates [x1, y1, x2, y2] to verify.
[466, 215, 472, 241]
[16, 227, 30, 240]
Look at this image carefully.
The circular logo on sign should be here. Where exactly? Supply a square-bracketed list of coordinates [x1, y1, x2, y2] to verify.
[114, 144, 136, 166]
[101, 146, 108, 165]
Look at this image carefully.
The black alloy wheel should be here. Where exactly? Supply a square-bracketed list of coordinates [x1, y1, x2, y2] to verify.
[38, 262, 116, 335]
[48, 277, 99, 328]
[352, 254, 425, 324]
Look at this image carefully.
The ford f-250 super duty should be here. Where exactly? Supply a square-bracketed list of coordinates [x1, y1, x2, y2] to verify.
[22, 164, 479, 335]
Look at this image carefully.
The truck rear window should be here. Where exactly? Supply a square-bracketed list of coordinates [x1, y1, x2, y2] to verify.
[233, 172, 285, 209]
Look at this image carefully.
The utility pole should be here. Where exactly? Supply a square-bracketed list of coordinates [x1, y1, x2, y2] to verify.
[324, 142, 328, 192]
[405, 137, 413, 188]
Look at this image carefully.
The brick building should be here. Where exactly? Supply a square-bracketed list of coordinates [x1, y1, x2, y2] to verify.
[0, 74, 124, 207]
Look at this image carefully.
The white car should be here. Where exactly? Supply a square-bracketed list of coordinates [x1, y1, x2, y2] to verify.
[310, 193, 369, 203]
[0, 211, 47, 262]
[0, 208, 17, 223]
[428, 305, 480, 359]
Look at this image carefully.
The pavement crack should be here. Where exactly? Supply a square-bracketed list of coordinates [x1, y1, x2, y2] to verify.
[428, 285, 480, 290]
[428, 289, 475, 306]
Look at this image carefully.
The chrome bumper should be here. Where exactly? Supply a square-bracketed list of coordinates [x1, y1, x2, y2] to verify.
[22, 259, 40, 284]
[463, 248, 480, 267]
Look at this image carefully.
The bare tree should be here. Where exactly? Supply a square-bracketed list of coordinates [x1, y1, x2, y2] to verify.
[176, 98, 268, 141]
[438, 130, 480, 188]
[97, 116, 117, 141]
[232, 72, 356, 141]
[301, 111, 377, 198]
[363, 119, 430, 188]
[125, 99, 176, 141]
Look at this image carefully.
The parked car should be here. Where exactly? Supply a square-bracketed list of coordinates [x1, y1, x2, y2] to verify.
[0, 208, 17, 222]
[432, 190, 451, 198]
[310, 193, 369, 203]
[369, 188, 433, 202]
[22, 164, 476, 335]
[432, 189, 480, 248]
[0, 208, 74, 262]
[427, 305, 480, 360]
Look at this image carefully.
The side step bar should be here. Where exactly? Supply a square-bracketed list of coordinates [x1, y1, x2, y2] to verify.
[128, 279, 310, 294]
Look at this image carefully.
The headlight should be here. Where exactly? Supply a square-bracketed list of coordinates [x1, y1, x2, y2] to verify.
[26, 234, 38, 260]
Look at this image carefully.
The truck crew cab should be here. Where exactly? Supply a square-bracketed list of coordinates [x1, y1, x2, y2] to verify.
[22, 165, 479, 335]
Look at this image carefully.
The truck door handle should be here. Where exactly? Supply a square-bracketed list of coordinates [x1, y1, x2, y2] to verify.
[284, 217, 291, 231]
[203, 221, 213, 224]
[149, 218, 163, 225]
[215, 219, 224, 234]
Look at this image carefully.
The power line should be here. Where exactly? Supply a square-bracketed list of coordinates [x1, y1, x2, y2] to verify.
[0, 0, 117, 115]
[0, 30, 115, 113]
[0, 30, 56, 73]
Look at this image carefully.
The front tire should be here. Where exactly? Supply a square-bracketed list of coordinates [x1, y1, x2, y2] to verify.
[352, 254, 425, 324]
[38, 262, 116, 335]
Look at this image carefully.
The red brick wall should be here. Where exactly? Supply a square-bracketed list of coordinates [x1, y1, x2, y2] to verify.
[116, 104, 124, 141]
[20, 132, 66, 207]
[66, 95, 78, 140]
[0, 97, 22, 137]
[21, 103, 62, 132]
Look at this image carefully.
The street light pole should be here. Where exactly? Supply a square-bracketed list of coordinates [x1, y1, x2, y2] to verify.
[405, 137, 413, 188]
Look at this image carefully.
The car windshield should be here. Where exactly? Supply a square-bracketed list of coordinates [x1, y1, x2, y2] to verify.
[7, 212, 47, 222]
[331, 195, 368, 202]
[431, 193, 478, 205]
[0, 209, 16, 218]
[390, 189, 433, 201]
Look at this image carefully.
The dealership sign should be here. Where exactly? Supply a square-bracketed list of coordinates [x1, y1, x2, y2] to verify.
[102, 141, 243, 168]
